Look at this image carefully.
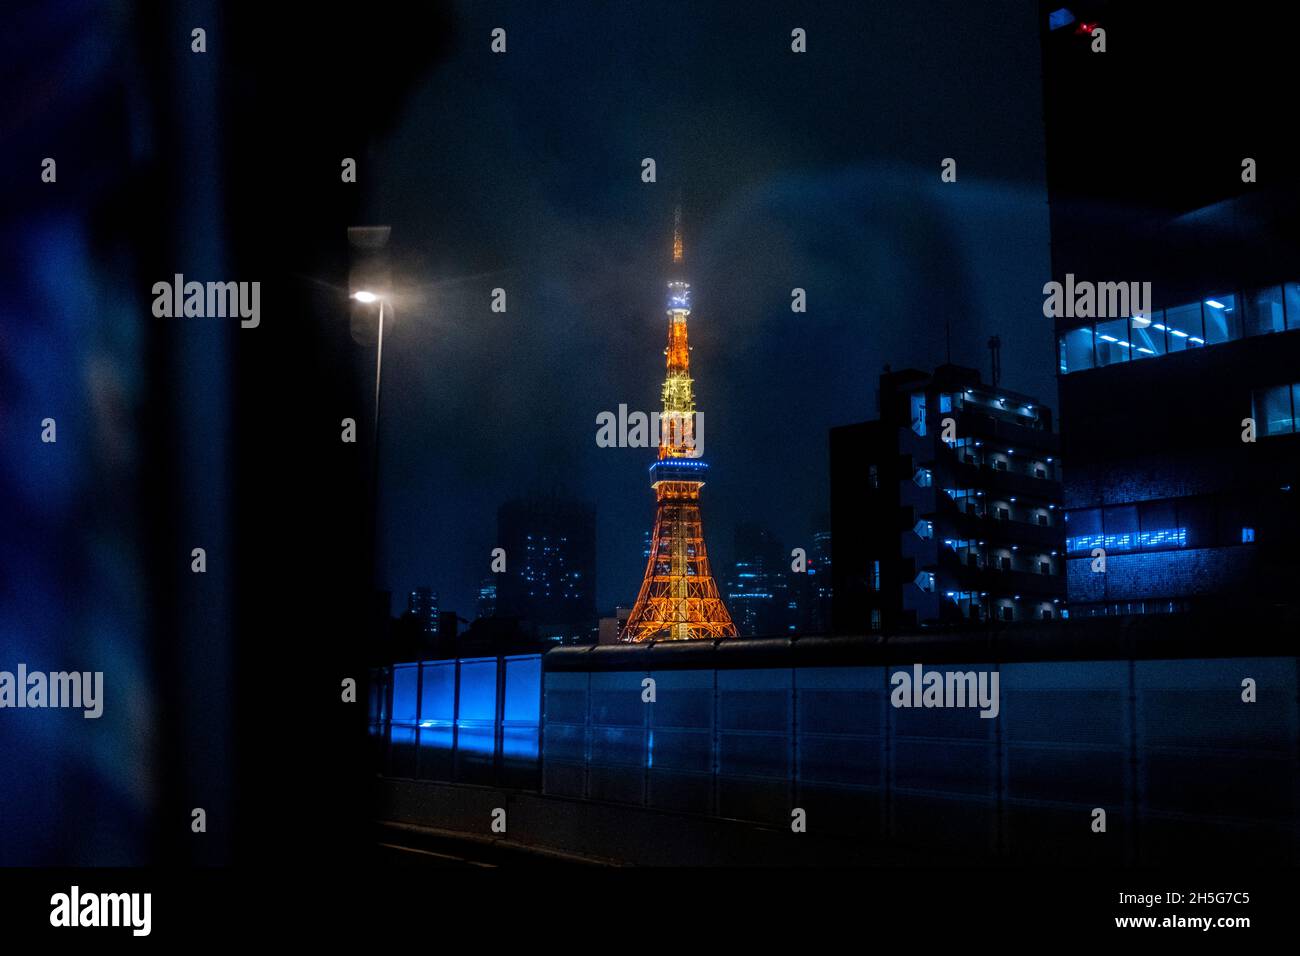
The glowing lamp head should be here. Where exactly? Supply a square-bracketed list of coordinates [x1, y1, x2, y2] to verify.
[353, 290, 380, 304]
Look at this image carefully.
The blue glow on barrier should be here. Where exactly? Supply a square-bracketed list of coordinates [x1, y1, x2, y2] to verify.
[504, 656, 542, 723]
[392, 665, 419, 723]
[503, 726, 539, 761]
[381, 654, 544, 777]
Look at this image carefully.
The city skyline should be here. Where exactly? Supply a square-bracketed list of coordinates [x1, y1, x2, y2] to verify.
[363, 1, 1054, 618]
[6, 0, 1300, 921]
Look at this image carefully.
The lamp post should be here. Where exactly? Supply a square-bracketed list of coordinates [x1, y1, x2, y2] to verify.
[353, 289, 388, 595]
[352, 290, 386, 441]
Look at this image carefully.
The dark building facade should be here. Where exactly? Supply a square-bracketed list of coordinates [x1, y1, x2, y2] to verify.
[792, 527, 833, 635]
[723, 523, 833, 637]
[1041, 2, 1300, 618]
[495, 496, 597, 644]
[831, 365, 1065, 633]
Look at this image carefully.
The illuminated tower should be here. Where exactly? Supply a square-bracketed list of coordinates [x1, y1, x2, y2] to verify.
[623, 209, 738, 641]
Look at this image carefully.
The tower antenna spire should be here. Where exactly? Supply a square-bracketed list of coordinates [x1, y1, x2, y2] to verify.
[672, 200, 684, 265]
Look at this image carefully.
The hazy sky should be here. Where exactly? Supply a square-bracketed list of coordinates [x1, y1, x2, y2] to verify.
[363, 0, 1052, 615]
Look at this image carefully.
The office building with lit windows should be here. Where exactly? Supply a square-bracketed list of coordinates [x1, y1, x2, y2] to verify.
[830, 365, 1065, 633]
[406, 587, 439, 637]
[1041, 2, 1300, 619]
[474, 577, 497, 619]
[1056, 284, 1300, 617]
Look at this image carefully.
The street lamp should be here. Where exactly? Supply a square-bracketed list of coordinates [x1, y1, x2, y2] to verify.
[352, 290, 388, 443]
[353, 289, 390, 597]
[347, 225, 393, 613]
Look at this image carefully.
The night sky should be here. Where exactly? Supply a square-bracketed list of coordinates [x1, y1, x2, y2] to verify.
[362, 0, 1053, 616]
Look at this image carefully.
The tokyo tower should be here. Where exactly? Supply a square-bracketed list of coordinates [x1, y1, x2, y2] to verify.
[622, 208, 738, 642]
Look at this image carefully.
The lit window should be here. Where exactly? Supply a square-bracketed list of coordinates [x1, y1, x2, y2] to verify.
[1095, 318, 1130, 367]
[1244, 286, 1285, 337]
[1048, 8, 1075, 31]
[1130, 310, 1165, 359]
[1252, 385, 1295, 436]
[1203, 294, 1239, 344]
[1164, 302, 1203, 352]
[1286, 283, 1300, 330]
[910, 393, 927, 436]
[1242, 527, 1255, 543]
[1059, 327, 1094, 373]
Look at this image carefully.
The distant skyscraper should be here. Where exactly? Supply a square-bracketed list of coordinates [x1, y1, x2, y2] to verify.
[809, 528, 832, 632]
[726, 523, 787, 637]
[496, 496, 596, 644]
[475, 576, 498, 619]
[812, 529, 831, 566]
[781, 526, 833, 635]
[406, 587, 439, 637]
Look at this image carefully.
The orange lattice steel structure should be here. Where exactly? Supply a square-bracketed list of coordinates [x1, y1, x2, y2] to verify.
[623, 210, 738, 642]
